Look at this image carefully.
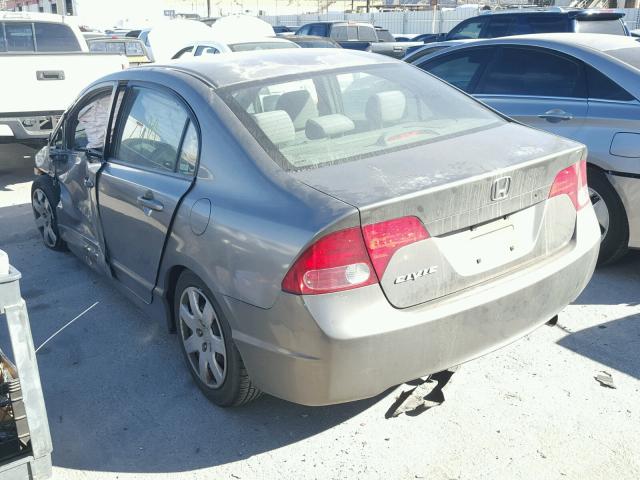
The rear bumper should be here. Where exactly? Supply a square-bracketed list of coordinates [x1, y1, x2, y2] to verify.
[0, 117, 55, 165]
[225, 206, 600, 406]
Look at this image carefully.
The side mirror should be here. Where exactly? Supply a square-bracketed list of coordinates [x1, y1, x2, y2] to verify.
[49, 150, 68, 164]
[85, 148, 104, 163]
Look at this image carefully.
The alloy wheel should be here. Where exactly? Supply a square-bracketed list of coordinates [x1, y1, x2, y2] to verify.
[32, 188, 58, 248]
[179, 287, 227, 388]
[589, 187, 610, 241]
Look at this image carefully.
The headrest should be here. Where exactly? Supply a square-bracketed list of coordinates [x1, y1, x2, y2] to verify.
[252, 110, 294, 146]
[305, 114, 355, 140]
[366, 90, 406, 127]
[276, 90, 319, 130]
[262, 94, 280, 112]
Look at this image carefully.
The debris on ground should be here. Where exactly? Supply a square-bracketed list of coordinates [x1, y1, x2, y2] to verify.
[385, 368, 458, 419]
[594, 371, 616, 389]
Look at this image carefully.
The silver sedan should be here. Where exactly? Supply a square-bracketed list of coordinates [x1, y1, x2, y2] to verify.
[31, 49, 599, 406]
[410, 33, 640, 265]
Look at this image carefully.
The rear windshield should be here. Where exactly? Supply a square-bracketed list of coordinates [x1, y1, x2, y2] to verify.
[606, 46, 640, 71]
[576, 19, 626, 35]
[229, 42, 298, 52]
[376, 29, 395, 42]
[0, 21, 80, 52]
[220, 64, 503, 171]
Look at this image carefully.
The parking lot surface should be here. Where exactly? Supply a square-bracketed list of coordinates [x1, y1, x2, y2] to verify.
[1, 166, 639, 480]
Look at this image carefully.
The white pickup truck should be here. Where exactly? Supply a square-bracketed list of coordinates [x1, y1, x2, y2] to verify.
[0, 12, 128, 168]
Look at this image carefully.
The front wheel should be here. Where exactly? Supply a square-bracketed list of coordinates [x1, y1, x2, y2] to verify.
[31, 176, 66, 251]
[587, 168, 628, 266]
[174, 271, 262, 407]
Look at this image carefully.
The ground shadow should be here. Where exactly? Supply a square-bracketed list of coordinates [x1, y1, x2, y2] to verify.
[557, 313, 640, 381]
[572, 250, 640, 307]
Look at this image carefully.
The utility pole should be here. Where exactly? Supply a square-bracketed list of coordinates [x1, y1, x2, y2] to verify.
[60, 0, 67, 16]
[206, 0, 211, 16]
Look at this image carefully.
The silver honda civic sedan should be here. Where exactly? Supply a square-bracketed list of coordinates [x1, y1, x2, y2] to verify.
[31, 49, 599, 406]
[411, 33, 640, 265]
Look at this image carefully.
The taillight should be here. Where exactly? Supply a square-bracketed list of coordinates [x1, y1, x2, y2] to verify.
[362, 216, 429, 279]
[548, 160, 589, 210]
[281, 227, 377, 295]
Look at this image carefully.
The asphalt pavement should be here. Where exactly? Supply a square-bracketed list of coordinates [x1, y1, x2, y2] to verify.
[1, 166, 639, 480]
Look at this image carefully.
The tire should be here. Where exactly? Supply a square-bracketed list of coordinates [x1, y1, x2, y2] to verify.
[174, 271, 262, 407]
[587, 167, 629, 266]
[31, 176, 66, 251]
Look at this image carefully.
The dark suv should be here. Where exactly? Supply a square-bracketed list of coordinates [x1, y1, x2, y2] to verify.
[444, 9, 629, 41]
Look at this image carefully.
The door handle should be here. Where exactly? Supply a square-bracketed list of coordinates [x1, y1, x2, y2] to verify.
[84, 177, 94, 188]
[137, 195, 164, 212]
[537, 109, 573, 121]
[36, 70, 65, 81]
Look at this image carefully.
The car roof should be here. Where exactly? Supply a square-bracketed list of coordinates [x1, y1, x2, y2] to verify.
[290, 35, 335, 41]
[155, 48, 395, 88]
[227, 37, 294, 45]
[461, 33, 639, 53]
[482, 7, 624, 18]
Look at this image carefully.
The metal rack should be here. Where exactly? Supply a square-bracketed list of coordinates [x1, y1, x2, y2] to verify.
[0, 250, 52, 480]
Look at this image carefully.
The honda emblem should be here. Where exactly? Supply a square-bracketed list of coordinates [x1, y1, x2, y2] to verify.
[491, 176, 511, 201]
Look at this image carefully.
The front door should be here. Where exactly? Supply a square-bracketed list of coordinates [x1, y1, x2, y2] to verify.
[54, 83, 116, 274]
[98, 84, 199, 303]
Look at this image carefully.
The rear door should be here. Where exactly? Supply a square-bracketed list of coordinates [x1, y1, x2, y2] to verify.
[98, 83, 200, 302]
[473, 46, 588, 139]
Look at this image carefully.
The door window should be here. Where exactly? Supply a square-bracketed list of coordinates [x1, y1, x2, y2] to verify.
[72, 90, 113, 151]
[0, 24, 6, 52]
[34, 22, 80, 52]
[586, 66, 634, 102]
[308, 24, 326, 36]
[359, 26, 378, 42]
[297, 25, 310, 35]
[420, 48, 493, 92]
[195, 45, 219, 56]
[447, 19, 485, 40]
[518, 15, 569, 35]
[476, 47, 585, 98]
[115, 87, 191, 174]
[482, 16, 517, 38]
[178, 121, 199, 176]
[173, 46, 194, 59]
[4, 22, 35, 52]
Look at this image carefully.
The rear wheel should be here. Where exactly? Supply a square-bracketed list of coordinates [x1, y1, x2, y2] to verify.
[31, 176, 66, 251]
[174, 271, 261, 407]
[587, 168, 628, 266]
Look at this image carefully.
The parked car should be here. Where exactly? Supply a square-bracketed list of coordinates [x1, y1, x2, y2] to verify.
[287, 35, 341, 48]
[87, 37, 151, 66]
[0, 12, 128, 168]
[412, 33, 640, 264]
[32, 49, 599, 407]
[172, 37, 299, 58]
[442, 8, 629, 42]
[295, 21, 423, 58]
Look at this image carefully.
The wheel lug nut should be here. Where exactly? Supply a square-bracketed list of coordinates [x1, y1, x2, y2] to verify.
[202, 343, 207, 352]
[196, 328, 203, 337]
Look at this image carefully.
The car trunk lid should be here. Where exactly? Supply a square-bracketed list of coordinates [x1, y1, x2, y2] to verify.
[292, 123, 585, 308]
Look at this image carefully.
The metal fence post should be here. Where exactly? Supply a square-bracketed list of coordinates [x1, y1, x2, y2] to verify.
[0, 254, 53, 480]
